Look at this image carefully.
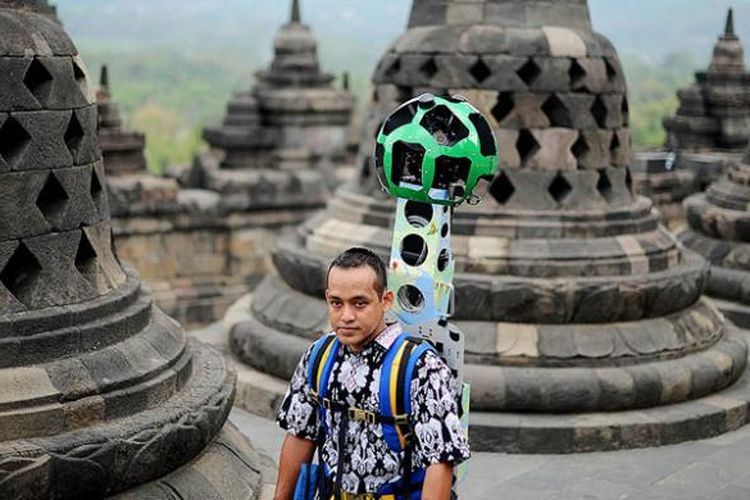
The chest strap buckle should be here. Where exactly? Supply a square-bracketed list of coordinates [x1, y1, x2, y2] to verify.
[348, 407, 377, 424]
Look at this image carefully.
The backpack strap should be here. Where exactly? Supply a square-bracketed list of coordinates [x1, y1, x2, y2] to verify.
[307, 334, 340, 436]
[379, 334, 436, 453]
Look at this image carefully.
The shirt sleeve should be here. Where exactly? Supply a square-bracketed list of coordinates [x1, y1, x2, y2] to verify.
[409, 350, 471, 467]
[276, 343, 319, 441]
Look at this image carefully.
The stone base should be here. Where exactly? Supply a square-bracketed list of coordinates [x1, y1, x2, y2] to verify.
[222, 291, 750, 454]
[228, 332, 750, 454]
[112, 422, 275, 499]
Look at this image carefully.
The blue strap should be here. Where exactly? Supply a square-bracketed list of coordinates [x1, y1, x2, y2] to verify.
[306, 334, 334, 390]
[403, 342, 434, 415]
[379, 334, 409, 452]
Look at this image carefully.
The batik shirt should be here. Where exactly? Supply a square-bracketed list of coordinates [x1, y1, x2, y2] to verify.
[277, 323, 470, 495]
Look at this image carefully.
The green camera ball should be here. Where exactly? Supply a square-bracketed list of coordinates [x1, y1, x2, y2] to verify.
[373, 93, 499, 206]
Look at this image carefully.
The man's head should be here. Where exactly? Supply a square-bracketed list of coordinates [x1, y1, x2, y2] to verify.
[325, 247, 393, 351]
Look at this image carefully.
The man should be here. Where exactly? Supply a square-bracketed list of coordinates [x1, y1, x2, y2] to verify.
[274, 247, 469, 500]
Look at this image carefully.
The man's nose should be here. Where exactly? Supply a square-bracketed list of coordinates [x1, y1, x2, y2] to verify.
[341, 305, 356, 322]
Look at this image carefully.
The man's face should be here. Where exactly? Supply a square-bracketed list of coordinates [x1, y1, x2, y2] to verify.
[325, 265, 393, 351]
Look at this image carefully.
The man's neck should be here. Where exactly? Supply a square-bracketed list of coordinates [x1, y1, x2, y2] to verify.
[349, 320, 389, 353]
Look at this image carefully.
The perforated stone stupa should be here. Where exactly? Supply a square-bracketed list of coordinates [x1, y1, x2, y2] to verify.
[635, 9, 750, 227]
[0, 3, 265, 498]
[228, 0, 750, 453]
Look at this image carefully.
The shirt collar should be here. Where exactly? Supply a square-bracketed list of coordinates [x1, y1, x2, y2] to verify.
[341, 322, 402, 356]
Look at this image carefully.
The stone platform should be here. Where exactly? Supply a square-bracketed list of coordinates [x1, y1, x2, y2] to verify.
[229, 406, 750, 500]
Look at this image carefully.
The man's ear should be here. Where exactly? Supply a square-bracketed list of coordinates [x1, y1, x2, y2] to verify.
[382, 289, 394, 310]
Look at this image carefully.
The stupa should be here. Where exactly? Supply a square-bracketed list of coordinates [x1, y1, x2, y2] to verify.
[635, 9, 750, 227]
[665, 8, 750, 153]
[96, 65, 147, 175]
[228, 0, 750, 453]
[0, 3, 266, 498]
[193, 0, 355, 196]
[680, 148, 750, 329]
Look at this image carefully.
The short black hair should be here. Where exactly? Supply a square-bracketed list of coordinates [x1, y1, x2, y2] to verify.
[326, 247, 388, 296]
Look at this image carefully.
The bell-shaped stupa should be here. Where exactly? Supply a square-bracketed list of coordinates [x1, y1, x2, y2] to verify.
[227, 0, 750, 454]
[0, 3, 266, 498]
[96, 65, 147, 175]
[634, 9, 750, 231]
[665, 8, 750, 153]
[680, 147, 750, 328]
[194, 0, 355, 210]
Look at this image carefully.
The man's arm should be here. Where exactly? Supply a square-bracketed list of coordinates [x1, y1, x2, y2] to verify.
[274, 434, 317, 500]
[422, 462, 453, 500]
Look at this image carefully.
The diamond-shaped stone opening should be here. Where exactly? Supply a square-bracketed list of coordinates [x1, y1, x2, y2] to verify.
[489, 171, 515, 204]
[385, 57, 401, 77]
[433, 155, 471, 191]
[392, 141, 425, 187]
[605, 58, 618, 82]
[591, 96, 608, 129]
[597, 169, 613, 200]
[397, 86, 413, 103]
[420, 105, 469, 147]
[569, 59, 587, 88]
[420, 58, 439, 79]
[470, 58, 492, 84]
[572, 134, 589, 161]
[548, 173, 573, 205]
[541, 94, 572, 127]
[64, 111, 85, 161]
[610, 132, 621, 153]
[621, 96, 630, 126]
[491, 92, 514, 125]
[72, 59, 88, 96]
[23, 58, 53, 104]
[469, 113, 497, 157]
[361, 157, 371, 179]
[625, 166, 633, 193]
[90, 167, 103, 205]
[36, 171, 69, 223]
[517, 58, 541, 87]
[75, 230, 98, 284]
[382, 101, 418, 135]
[0, 115, 31, 167]
[516, 129, 540, 165]
[0, 242, 42, 306]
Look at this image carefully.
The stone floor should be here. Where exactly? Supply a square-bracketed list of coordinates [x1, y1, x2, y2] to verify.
[229, 408, 750, 500]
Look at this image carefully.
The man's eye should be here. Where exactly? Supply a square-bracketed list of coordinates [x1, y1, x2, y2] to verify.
[355, 302, 367, 308]
[330, 301, 342, 307]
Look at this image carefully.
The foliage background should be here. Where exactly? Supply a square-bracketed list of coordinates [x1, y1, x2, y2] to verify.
[54, 0, 750, 172]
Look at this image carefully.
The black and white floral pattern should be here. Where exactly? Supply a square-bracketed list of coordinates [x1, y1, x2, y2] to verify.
[277, 324, 470, 495]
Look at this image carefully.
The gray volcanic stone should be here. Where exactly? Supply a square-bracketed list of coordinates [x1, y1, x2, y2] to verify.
[0, 5, 262, 499]
[681, 148, 750, 330]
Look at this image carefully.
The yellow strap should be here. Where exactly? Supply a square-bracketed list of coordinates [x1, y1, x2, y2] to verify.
[389, 340, 409, 448]
[316, 339, 336, 394]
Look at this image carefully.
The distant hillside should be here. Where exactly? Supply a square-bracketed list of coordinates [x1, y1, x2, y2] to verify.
[51, 0, 748, 170]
